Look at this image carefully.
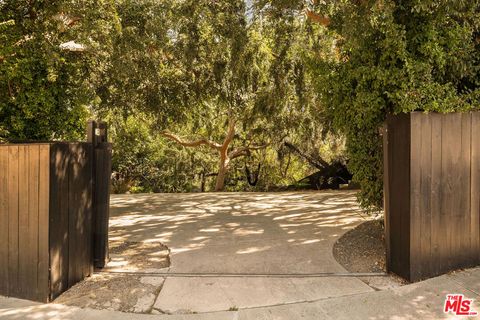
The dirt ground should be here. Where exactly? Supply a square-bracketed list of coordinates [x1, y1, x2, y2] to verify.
[55, 241, 171, 313]
[333, 220, 407, 289]
[333, 220, 386, 273]
[55, 274, 165, 313]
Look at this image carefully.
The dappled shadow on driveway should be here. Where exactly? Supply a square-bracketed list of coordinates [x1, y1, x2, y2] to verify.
[108, 191, 365, 274]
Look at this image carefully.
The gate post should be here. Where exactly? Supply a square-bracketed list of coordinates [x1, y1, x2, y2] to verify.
[87, 120, 112, 269]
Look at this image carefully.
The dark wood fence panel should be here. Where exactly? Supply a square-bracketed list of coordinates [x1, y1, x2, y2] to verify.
[26, 146, 40, 300]
[430, 114, 442, 276]
[384, 113, 411, 278]
[38, 145, 50, 302]
[93, 143, 111, 268]
[472, 112, 480, 263]
[49, 143, 93, 300]
[385, 112, 480, 282]
[49, 143, 70, 299]
[67, 143, 93, 288]
[0, 137, 110, 302]
[7, 146, 19, 297]
[0, 145, 8, 295]
[0, 145, 51, 301]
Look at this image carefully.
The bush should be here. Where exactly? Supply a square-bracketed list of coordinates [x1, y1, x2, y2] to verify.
[311, 0, 480, 210]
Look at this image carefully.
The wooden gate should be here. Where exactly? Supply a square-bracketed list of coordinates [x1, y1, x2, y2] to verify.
[0, 121, 111, 302]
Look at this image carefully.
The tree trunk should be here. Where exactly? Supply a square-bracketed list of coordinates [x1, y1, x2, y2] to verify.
[215, 155, 229, 191]
[201, 168, 206, 192]
[162, 116, 267, 192]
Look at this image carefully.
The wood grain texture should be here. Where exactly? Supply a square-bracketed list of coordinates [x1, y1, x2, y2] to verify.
[26, 145, 40, 301]
[386, 113, 411, 280]
[459, 113, 472, 267]
[83, 144, 94, 277]
[430, 113, 443, 276]
[471, 112, 480, 264]
[7, 146, 19, 296]
[0, 146, 9, 295]
[17, 146, 30, 298]
[1, 142, 102, 302]
[382, 124, 391, 271]
[37, 145, 50, 302]
[93, 143, 112, 268]
[385, 112, 480, 282]
[409, 113, 422, 280]
[420, 114, 432, 278]
[49, 144, 70, 300]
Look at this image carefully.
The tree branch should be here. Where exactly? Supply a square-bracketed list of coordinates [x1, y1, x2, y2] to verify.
[305, 10, 330, 27]
[221, 117, 236, 152]
[229, 144, 268, 160]
[161, 131, 222, 150]
[229, 148, 250, 160]
[284, 141, 329, 169]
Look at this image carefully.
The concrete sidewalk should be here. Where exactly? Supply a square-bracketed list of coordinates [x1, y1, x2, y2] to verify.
[1, 268, 480, 319]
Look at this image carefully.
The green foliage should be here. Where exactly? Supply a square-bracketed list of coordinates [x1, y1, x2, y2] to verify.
[0, 0, 336, 192]
[0, 0, 119, 141]
[96, 0, 332, 192]
[307, 0, 480, 210]
[108, 113, 218, 193]
[107, 111, 322, 194]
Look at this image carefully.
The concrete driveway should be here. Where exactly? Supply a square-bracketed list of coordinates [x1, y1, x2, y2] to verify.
[2, 190, 480, 319]
[105, 191, 374, 314]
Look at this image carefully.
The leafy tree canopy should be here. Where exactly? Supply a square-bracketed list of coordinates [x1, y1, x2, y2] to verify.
[303, 0, 480, 210]
[0, 0, 119, 140]
[97, 0, 331, 191]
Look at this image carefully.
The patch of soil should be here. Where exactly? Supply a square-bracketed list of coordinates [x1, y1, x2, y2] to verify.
[107, 241, 171, 271]
[55, 274, 165, 313]
[55, 241, 171, 313]
[333, 220, 407, 289]
[333, 220, 386, 273]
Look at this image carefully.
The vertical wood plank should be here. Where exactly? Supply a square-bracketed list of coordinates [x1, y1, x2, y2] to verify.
[83, 144, 94, 277]
[386, 113, 411, 280]
[27, 146, 40, 301]
[442, 114, 463, 270]
[59, 144, 70, 297]
[451, 113, 468, 269]
[430, 113, 443, 276]
[459, 113, 472, 267]
[419, 113, 432, 279]
[7, 146, 19, 297]
[470, 113, 480, 264]
[410, 113, 422, 280]
[37, 145, 50, 302]
[68, 144, 82, 286]
[440, 114, 450, 271]
[94, 143, 112, 269]
[49, 144, 70, 300]
[382, 124, 391, 271]
[0, 146, 9, 295]
[17, 146, 29, 299]
[67, 144, 75, 286]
